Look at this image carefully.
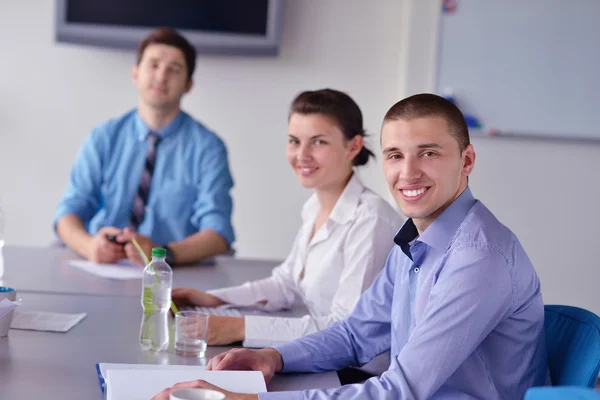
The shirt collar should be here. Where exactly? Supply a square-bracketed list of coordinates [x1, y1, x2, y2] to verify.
[394, 219, 419, 260]
[301, 172, 365, 224]
[394, 187, 477, 256]
[134, 109, 186, 140]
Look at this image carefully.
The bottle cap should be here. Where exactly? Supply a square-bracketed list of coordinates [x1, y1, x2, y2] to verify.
[151, 248, 166, 258]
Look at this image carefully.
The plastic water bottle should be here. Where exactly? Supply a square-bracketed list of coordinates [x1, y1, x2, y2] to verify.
[0, 201, 5, 279]
[139, 248, 172, 352]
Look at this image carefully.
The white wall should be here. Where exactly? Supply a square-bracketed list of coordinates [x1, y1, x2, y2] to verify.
[1, 0, 598, 315]
[403, 1, 600, 315]
[0, 1, 403, 258]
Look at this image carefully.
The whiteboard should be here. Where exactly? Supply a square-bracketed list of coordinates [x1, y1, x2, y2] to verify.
[437, 0, 600, 141]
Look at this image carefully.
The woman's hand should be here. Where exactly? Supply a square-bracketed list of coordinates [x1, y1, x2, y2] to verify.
[171, 288, 226, 308]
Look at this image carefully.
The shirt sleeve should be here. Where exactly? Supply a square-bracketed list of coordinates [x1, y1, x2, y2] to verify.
[190, 136, 235, 246]
[53, 128, 105, 230]
[208, 229, 304, 309]
[269, 250, 397, 373]
[243, 214, 396, 348]
[260, 244, 514, 400]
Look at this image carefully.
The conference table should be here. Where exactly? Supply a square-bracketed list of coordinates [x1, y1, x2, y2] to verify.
[2, 246, 282, 297]
[0, 246, 341, 399]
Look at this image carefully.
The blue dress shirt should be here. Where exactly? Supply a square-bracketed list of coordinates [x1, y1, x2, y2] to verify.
[54, 109, 235, 246]
[262, 188, 550, 399]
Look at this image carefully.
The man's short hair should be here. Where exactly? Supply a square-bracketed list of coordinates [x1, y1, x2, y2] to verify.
[136, 27, 196, 81]
[383, 93, 470, 151]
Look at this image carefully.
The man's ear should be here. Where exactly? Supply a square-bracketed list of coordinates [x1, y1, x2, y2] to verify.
[132, 65, 139, 84]
[462, 144, 476, 176]
[184, 78, 194, 94]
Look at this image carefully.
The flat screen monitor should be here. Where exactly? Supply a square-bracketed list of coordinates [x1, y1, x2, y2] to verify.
[55, 0, 283, 56]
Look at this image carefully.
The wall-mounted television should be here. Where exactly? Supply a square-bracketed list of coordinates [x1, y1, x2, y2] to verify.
[55, 0, 283, 56]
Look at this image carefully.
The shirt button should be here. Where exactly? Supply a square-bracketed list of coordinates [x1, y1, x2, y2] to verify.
[413, 267, 420, 274]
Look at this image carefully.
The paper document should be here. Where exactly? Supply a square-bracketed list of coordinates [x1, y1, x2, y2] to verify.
[101, 364, 267, 400]
[0, 298, 21, 319]
[68, 259, 143, 280]
[10, 310, 86, 332]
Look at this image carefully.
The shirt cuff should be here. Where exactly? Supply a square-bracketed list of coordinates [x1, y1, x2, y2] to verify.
[272, 340, 313, 373]
[259, 391, 304, 400]
[208, 285, 259, 306]
[198, 214, 235, 246]
[243, 316, 280, 348]
[53, 204, 87, 233]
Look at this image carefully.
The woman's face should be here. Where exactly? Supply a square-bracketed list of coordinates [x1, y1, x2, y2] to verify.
[286, 113, 361, 190]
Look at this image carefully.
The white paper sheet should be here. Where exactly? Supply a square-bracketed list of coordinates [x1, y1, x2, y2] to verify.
[68, 259, 143, 280]
[0, 298, 21, 319]
[10, 310, 87, 332]
[105, 366, 267, 400]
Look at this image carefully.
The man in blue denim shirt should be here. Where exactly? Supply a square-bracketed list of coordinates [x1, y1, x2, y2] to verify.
[55, 28, 234, 266]
[153, 94, 549, 399]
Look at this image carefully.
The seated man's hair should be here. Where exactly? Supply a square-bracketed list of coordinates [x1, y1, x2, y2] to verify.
[137, 27, 197, 80]
[384, 94, 470, 151]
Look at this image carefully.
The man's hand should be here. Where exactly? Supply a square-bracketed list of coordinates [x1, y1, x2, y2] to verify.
[207, 316, 245, 345]
[207, 348, 283, 384]
[172, 288, 226, 309]
[152, 379, 258, 400]
[119, 228, 156, 265]
[87, 226, 126, 263]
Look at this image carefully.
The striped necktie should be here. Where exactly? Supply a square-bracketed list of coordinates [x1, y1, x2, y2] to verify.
[129, 132, 160, 230]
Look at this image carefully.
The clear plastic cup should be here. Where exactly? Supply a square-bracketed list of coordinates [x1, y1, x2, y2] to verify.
[174, 311, 209, 357]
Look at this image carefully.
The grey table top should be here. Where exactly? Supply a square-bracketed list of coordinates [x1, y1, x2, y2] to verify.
[0, 292, 340, 399]
[1, 246, 280, 297]
[0, 246, 341, 398]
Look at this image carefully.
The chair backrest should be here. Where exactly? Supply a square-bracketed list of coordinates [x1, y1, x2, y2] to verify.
[525, 387, 600, 400]
[544, 305, 600, 387]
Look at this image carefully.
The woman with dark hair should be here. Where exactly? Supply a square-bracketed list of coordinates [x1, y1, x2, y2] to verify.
[172, 89, 402, 350]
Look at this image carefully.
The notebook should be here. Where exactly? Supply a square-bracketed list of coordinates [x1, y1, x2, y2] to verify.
[97, 363, 267, 400]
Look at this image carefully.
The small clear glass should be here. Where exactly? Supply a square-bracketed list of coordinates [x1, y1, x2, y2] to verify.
[174, 311, 209, 357]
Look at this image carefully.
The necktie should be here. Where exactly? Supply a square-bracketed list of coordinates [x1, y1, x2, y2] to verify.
[129, 132, 160, 230]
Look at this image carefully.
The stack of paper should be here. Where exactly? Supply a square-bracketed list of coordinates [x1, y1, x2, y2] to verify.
[98, 363, 267, 400]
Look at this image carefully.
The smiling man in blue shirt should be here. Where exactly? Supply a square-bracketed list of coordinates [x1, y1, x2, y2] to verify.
[153, 94, 550, 400]
[55, 28, 234, 266]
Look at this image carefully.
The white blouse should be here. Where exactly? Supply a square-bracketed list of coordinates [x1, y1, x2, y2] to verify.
[209, 173, 402, 349]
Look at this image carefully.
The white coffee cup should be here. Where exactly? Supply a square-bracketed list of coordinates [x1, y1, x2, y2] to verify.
[0, 287, 17, 337]
[170, 388, 226, 400]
